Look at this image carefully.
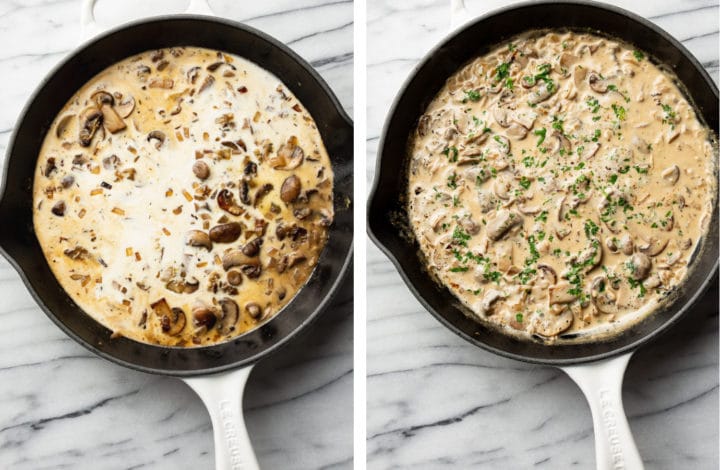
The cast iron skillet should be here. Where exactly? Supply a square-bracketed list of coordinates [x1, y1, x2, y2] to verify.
[368, 1, 717, 469]
[0, 1, 352, 469]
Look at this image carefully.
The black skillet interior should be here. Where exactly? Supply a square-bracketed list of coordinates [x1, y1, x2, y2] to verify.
[368, 0, 719, 365]
[0, 16, 353, 376]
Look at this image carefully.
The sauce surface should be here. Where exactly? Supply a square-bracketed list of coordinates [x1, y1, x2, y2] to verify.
[33, 47, 333, 347]
[407, 31, 716, 341]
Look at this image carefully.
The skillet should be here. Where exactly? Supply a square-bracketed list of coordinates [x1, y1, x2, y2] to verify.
[0, 1, 353, 469]
[367, 1, 718, 468]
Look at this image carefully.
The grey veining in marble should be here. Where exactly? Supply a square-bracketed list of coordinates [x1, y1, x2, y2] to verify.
[367, 1, 718, 468]
[0, 1, 352, 469]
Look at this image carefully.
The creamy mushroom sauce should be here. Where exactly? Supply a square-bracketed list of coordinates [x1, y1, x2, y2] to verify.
[408, 31, 716, 342]
[33, 47, 333, 347]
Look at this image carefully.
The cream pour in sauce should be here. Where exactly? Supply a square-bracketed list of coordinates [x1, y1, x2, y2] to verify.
[407, 31, 716, 341]
[33, 47, 333, 347]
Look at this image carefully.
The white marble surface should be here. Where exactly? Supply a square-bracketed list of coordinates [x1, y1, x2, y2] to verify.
[0, 1, 352, 469]
[367, 0, 718, 468]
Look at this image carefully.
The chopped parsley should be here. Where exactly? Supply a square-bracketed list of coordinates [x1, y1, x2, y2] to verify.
[449, 266, 469, 273]
[463, 89, 481, 102]
[611, 103, 627, 121]
[633, 50, 645, 61]
[519, 176, 532, 190]
[584, 219, 599, 238]
[586, 97, 600, 113]
[609, 174, 618, 184]
[515, 313, 524, 323]
[442, 146, 459, 162]
[660, 103, 677, 129]
[591, 129, 601, 142]
[494, 62, 510, 82]
[447, 173, 457, 189]
[452, 225, 471, 246]
[533, 127, 547, 146]
[535, 210, 548, 223]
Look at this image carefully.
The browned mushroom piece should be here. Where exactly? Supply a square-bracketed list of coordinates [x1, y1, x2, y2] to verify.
[253, 183, 274, 206]
[61, 175, 75, 188]
[222, 249, 260, 271]
[238, 181, 250, 205]
[280, 175, 302, 203]
[527, 80, 554, 104]
[270, 137, 305, 170]
[628, 253, 652, 280]
[63, 246, 90, 260]
[549, 282, 577, 304]
[207, 61, 237, 72]
[51, 201, 66, 216]
[637, 236, 667, 257]
[56, 114, 75, 139]
[192, 305, 218, 330]
[217, 189, 244, 216]
[187, 66, 201, 84]
[217, 298, 240, 333]
[241, 238, 263, 257]
[209, 222, 242, 243]
[537, 264, 557, 285]
[661, 165, 680, 185]
[165, 277, 200, 294]
[245, 302, 262, 319]
[553, 130, 571, 154]
[590, 276, 619, 314]
[226, 270, 243, 286]
[186, 230, 212, 250]
[493, 107, 510, 127]
[286, 252, 307, 269]
[147, 130, 166, 150]
[78, 107, 103, 147]
[91, 91, 126, 133]
[588, 72, 608, 93]
[198, 75, 215, 93]
[151, 299, 186, 336]
[116, 95, 136, 118]
[192, 160, 210, 180]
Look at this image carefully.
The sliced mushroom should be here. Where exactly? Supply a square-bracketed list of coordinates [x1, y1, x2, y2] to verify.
[537, 264, 557, 285]
[187, 66, 201, 84]
[661, 165, 680, 185]
[553, 130, 571, 154]
[631, 135, 650, 154]
[192, 160, 210, 180]
[628, 253, 651, 280]
[618, 233, 634, 256]
[209, 222, 242, 243]
[222, 249, 260, 271]
[506, 123, 528, 140]
[486, 210, 523, 241]
[637, 236, 667, 257]
[280, 175, 301, 203]
[78, 107, 103, 147]
[116, 95, 136, 118]
[493, 107, 510, 127]
[588, 72, 608, 93]
[512, 112, 535, 129]
[533, 307, 573, 337]
[51, 201, 66, 216]
[493, 177, 512, 200]
[477, 289, 506, 316]
[186, 230, 212, 250]
[590, 276, 619, 314]
[192, 306, 217, 330]
[198, 75, 215, 93]
[492, 135, 511, 154]
[151, 299, 186, 336]
[578, 142, 600, 159]
[166, 278, 199, 294]
[549, 282, 577, 304]
[527, 81, 554, 104]
[218, 298, 239, 333]
[662, 213, 674, 232]
[245, 302, 262, 319]
[518, 202, 542, 215]
[217, 189, 243, 216]
[253, 183, 273, 206]
[91, 91, 126, 133]
[56, 114, 75, 139]
[147, 130, 166, 150]
[271, 138, 304, 170]
[227, 270, 243, 286]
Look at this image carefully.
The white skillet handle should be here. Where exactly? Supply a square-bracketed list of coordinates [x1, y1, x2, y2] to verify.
[80, 0, 216, 41]
[183, 366, 260, 470]
[561, 353, 644, 470]
[449, 0, 471, 30]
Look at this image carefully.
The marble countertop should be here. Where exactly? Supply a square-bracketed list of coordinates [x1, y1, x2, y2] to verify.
[367, 0, 718, 468]
[0, 1, 352, 469]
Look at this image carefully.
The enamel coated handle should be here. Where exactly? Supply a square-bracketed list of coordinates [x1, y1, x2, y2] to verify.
[80, 0, 216, 41]
[183, 366, 260, 470]
[561, 353, 644, 470]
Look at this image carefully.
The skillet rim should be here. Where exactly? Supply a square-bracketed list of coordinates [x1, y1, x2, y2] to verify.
[0, 14, 354, 377]
[367, 0, 719, 365]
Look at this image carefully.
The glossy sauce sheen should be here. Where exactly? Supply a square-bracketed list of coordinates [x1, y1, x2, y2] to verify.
[407, 31, 715, 342]
[33, 47, 333, 347]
